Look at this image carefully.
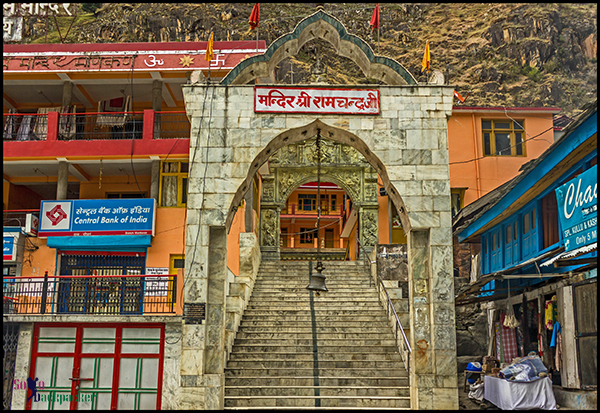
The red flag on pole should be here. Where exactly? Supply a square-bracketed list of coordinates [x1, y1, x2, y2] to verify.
[369, 3, 380, 32]
[249, 3, 260, 29]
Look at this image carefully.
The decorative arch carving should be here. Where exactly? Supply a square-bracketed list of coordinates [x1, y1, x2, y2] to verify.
[221, 10, 417, 86]
[276, 170, 361, 209]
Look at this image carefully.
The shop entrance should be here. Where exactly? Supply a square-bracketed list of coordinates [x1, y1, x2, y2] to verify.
[27, 323, 164, 410]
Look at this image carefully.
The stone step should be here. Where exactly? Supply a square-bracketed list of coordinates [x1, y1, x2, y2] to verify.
[226, 359, 404, 369]
[240, 313, 388, 321]
[224, 376, 408, 387]
[236, 330, 394, 340]
[228, 352, 403, 361]
[225, 396, 409, 409]
[243, 306, 385, 312]
[240, 320, 389, 331]
[245, 300, 381, 307]
[237, 326, 395, 334]
[250, 288, 378, 294]
[225, 385, 409, 397]
[225, 368, 407, 377]
[233, 338, 399, 346]
[230, 345, 400, 354]
[241, 310, 388, 317]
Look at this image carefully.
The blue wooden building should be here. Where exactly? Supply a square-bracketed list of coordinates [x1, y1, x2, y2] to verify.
[453, 101, 596, 391]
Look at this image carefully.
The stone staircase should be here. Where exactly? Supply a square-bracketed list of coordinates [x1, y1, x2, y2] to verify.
[224, 260, 410, 410]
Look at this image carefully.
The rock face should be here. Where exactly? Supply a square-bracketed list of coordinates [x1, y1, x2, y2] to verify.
[18, 3, 596, 116]
[455, 303, 489, 366]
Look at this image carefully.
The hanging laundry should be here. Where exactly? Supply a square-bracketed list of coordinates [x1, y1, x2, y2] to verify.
[16, 115, 34, 141]
[97, 95, 132, 127]
[544, 298, 556, 330]
[500, 313, 519, 363]
[3, 109, 17, 140]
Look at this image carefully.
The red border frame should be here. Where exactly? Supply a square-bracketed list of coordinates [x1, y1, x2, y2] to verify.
[253, 85, 381, 115]
[27, 322, 165, 410]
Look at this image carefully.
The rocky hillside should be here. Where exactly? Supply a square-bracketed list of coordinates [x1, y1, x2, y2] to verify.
[20, 3, 597, 117]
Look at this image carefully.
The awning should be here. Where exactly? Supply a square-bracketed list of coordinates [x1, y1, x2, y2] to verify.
[540, 242, 597, 267]
[46, 235, 151, 252]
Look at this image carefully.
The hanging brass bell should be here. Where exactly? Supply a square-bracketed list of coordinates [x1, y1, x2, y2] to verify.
[306, 261, 327, 292]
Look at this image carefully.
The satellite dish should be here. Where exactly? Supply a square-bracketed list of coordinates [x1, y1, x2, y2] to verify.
[429, 70, 445, 85]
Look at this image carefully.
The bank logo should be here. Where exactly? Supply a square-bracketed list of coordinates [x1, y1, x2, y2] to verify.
[46, 204, 68, 226]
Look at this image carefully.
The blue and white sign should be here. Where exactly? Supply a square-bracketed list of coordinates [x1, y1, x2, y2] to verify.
[3, 235, 16, 261]
[555, 165, 597, 252]
[38, 198, 156, 238]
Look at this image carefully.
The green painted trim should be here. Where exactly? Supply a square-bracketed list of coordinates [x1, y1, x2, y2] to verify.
[221, 10, 417, 86]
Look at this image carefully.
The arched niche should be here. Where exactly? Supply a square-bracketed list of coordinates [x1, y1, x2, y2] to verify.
[220, 10, 417, 86]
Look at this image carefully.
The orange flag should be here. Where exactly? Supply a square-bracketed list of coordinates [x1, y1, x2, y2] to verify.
[421, 40, 430, 74]
[369, 3, 380, 32]
[205, 32, 214, 62]
[249, 3, 260, 29]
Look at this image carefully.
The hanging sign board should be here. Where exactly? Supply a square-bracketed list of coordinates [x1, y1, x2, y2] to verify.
[145, 267, 169, 297]
[3, 232, 23, 262]
[24, 213, 39, 236]
[554, 165, 597, 252]
[255, 86, 380, 115]
[38, 198, 156, 238]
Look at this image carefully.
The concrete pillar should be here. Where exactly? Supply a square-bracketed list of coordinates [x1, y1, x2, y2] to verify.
[244, 184, 253, 233]
[150, 159, 161, 201]
[10, 323, 34, 410]
[203, 226, 228, 409]
[152, 80, 162, 139]
[408, 229, 458, 410]
[61, 81, 73, 107]
[56, 161, 69, 200]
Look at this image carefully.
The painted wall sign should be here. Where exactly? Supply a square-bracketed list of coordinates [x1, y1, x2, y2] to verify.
[3, 3, 76, 17]
[254, 86, 380, 115]
[3, 50, 259, 73]
[3, 16, 22, 42]
[3, 235, 16, 261]
[38, 198, 156, 238]
[554, 165, 597, 252]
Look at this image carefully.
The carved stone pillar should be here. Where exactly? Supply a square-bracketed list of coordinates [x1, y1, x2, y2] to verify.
[359, 205, 378, 258]
[260, 206, 280, 260]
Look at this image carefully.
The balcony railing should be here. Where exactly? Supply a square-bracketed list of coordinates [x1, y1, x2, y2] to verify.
[3, 110, 189, 142]
[3, 273, 178, 315]
[281, 203, 342, 216]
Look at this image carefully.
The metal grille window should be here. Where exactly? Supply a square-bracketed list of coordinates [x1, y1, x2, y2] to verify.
[3, 323, 19, 410]
[482, 119, 526, 156]
[300, 227, 316, 244]
[59, 253, 146, 315]
[159, 161, 188, 207]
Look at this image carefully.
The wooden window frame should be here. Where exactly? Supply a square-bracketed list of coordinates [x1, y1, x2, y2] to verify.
[482, 119, 526, 157]
[158, 160, 188, 208]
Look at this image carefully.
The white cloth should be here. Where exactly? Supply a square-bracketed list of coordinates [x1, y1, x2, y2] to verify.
[484, 375, 557, 410]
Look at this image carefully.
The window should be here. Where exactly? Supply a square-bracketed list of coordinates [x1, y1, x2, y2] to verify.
[300, 227, 316, 244]
[482, 119, 525, 156]
[298, 194, 316, 211]
[522, 207, 538, 259]
[504, 219, 519, 266]
[541, 191, 560, 249]
[451, 188, 466, 217]
[490, 228, 502, 272]
[330, 194, 337, 213]
[159, 161, 188, 207]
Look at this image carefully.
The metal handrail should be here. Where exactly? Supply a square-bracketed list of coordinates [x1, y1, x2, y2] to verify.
[357, 239, 411, 371]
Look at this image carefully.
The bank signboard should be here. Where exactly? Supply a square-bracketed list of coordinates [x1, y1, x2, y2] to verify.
[554, 165, 597, 252]
[254, 86, 380, 115]
[38, 198, 156, 237]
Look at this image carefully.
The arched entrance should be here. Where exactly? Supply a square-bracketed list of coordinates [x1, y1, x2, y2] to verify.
[261, 135, 380, 261]
[179, 9, 458, 411]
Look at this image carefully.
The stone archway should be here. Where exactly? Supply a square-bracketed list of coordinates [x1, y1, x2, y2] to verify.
[260, 135, 380, 260]
[178, 8, 458, 411]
